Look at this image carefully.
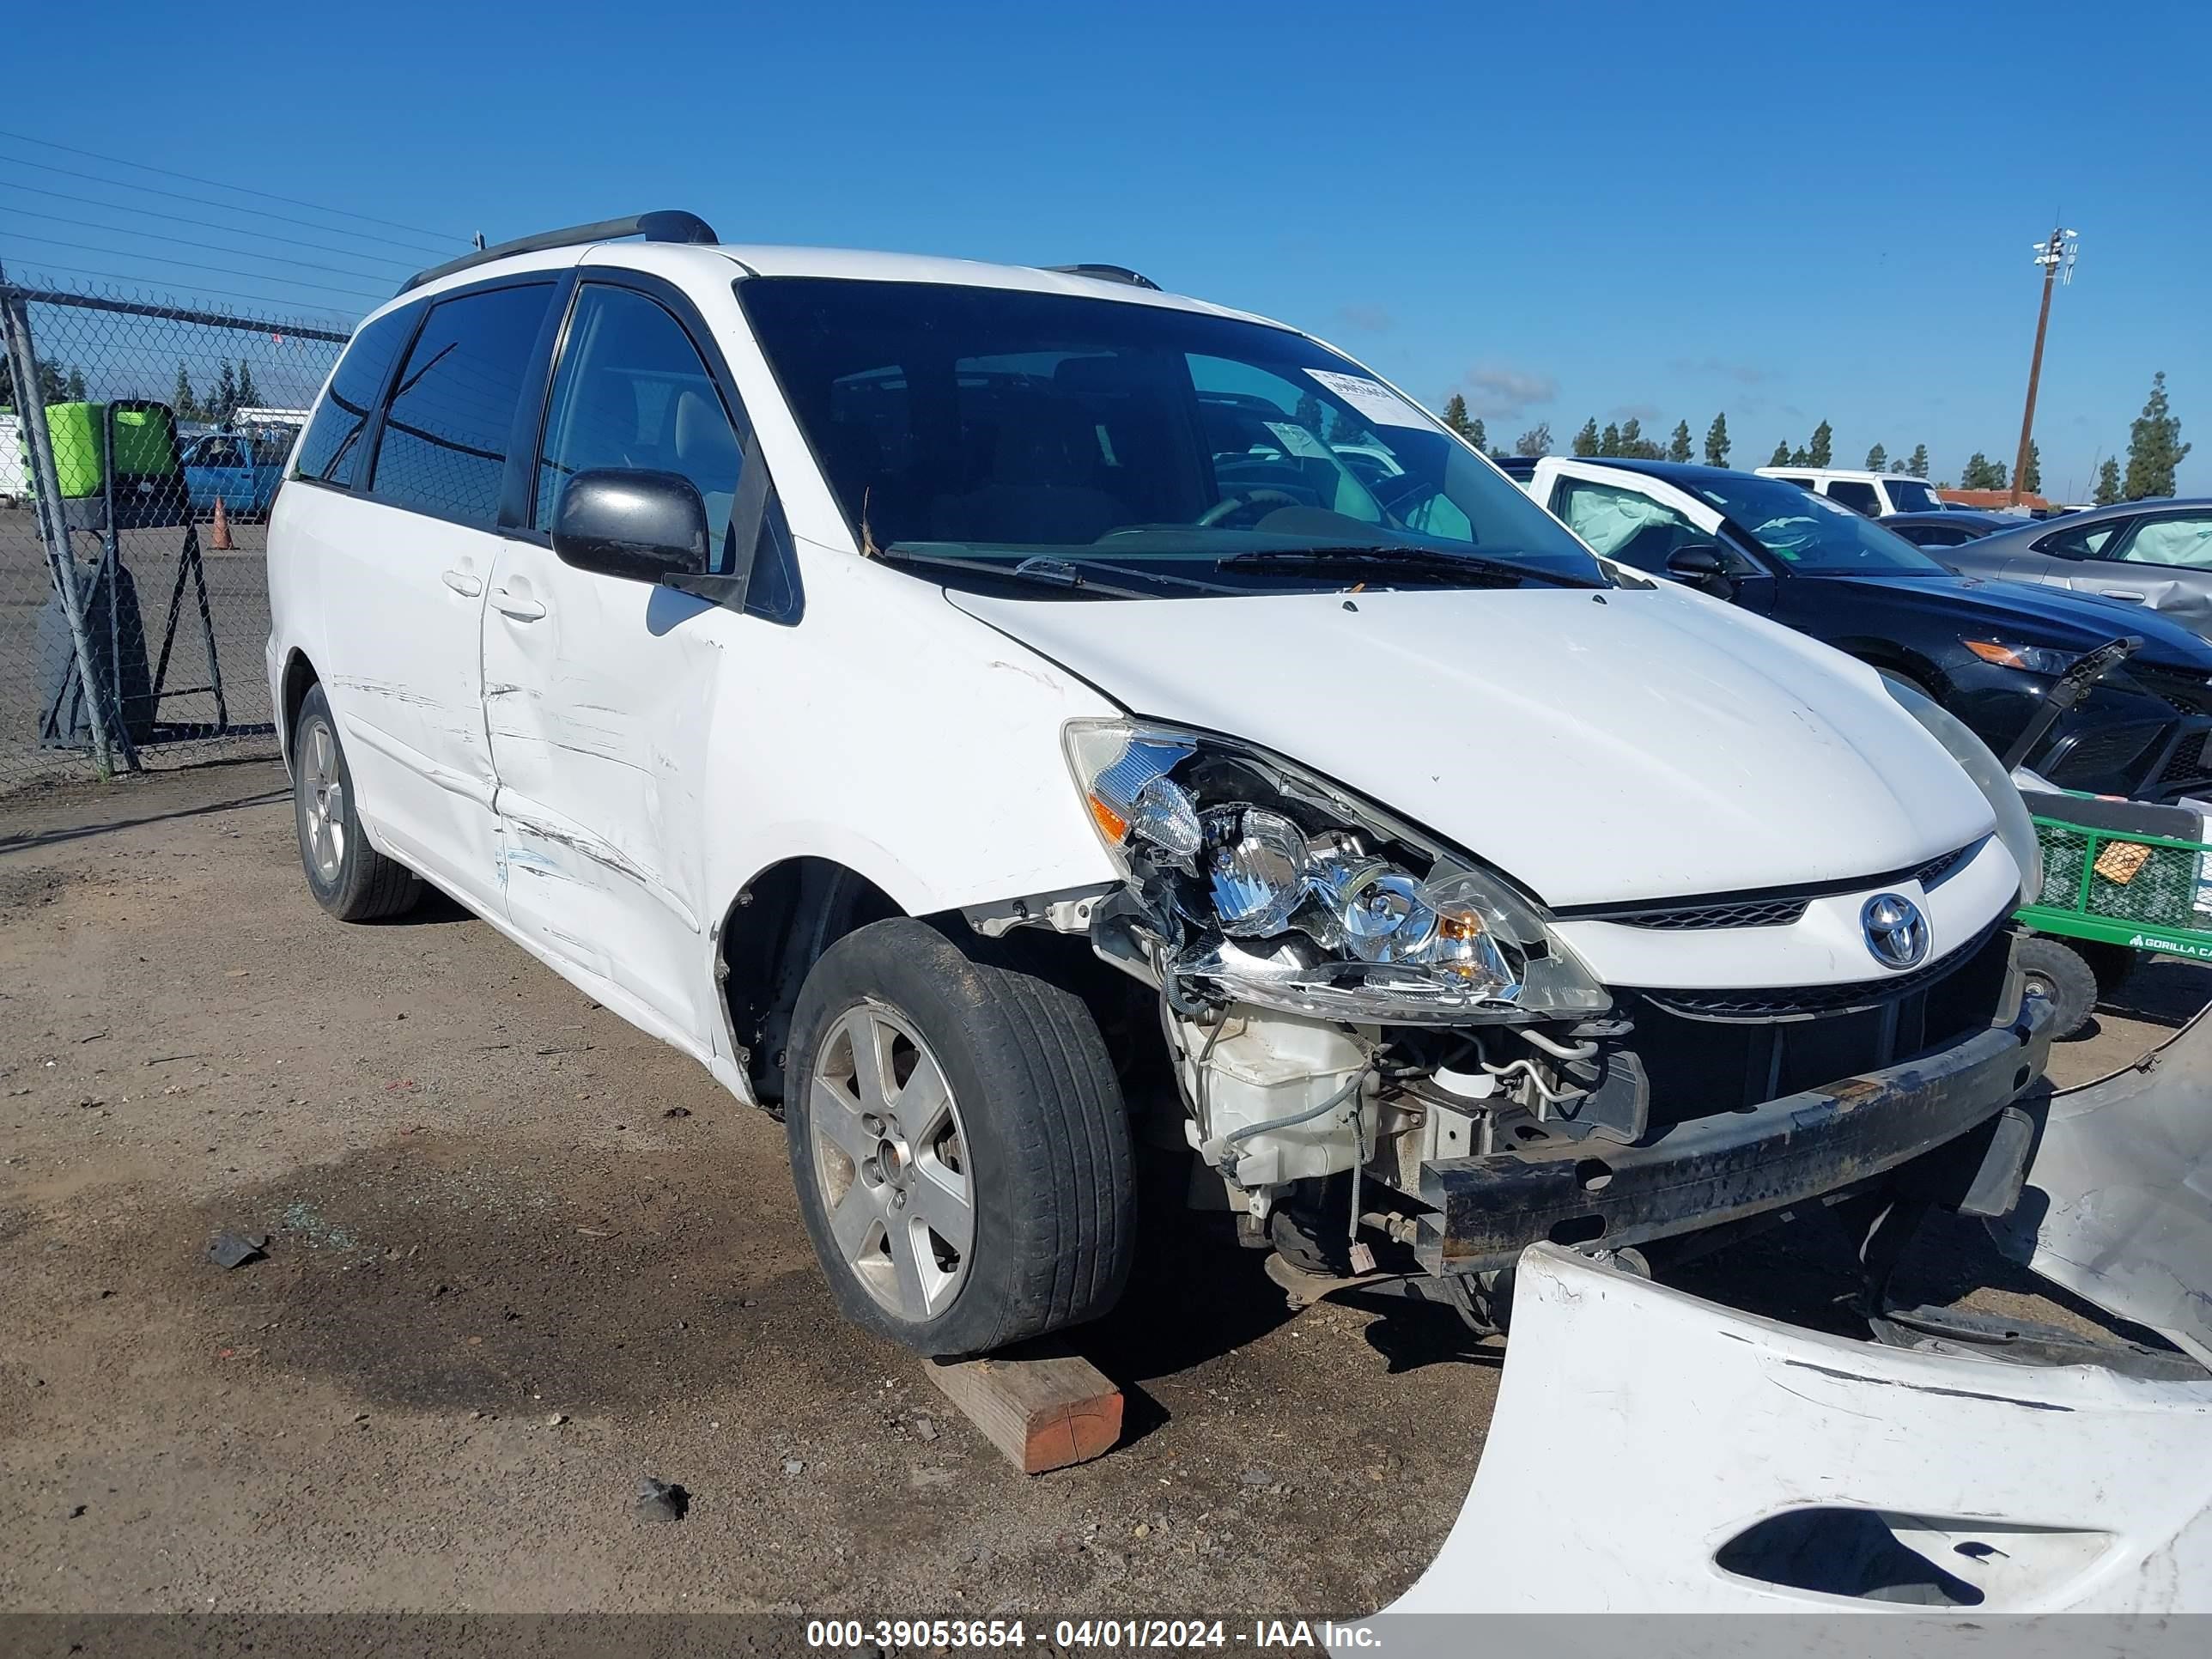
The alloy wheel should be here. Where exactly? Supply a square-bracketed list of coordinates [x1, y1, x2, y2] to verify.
[809, 1003, 975, 1322]
[300, 718, 346, 883]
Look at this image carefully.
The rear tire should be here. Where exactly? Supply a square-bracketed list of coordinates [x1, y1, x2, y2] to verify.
[2019, 935, 2097, 1038]
[290, 684, 422, 921]
[784, 918, 1134, 1356]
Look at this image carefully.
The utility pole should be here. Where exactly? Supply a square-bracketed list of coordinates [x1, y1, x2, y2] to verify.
[2011, 223, 2078, 505]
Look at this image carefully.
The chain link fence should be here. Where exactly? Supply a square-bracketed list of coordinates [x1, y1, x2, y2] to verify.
[1, 275, 348, 798]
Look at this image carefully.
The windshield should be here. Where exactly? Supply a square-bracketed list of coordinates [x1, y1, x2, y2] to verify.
[738, 278, 1603, 593]
[1690, 473, 1949, 575]
[1885, 478, 1941, 514]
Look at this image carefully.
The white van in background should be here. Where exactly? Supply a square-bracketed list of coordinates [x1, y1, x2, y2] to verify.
[1756, 465, 1948, 517]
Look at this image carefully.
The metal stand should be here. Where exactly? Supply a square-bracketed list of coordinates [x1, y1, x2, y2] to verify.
[147, 515, 229, 737]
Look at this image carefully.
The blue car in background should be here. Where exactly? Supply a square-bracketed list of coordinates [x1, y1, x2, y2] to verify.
[181, 429, 293, 518]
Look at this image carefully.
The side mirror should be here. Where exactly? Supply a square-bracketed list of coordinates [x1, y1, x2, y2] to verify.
[1666, 544, 1728, 584]
[550, 469, 710, 584]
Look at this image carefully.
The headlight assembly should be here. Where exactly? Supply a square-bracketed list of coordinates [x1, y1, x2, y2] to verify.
[1064, 720, 1608, 1025]
[1881, 674, 2044, 903]
[1964, 638, 2080, 678]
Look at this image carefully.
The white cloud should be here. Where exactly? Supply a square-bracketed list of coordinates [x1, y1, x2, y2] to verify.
[1461, 364, 1559, 421]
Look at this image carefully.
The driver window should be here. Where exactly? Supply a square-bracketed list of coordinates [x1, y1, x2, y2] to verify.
[534, 285, 744, 564]
[2118, 514, 2212, 567]
[1553, 479, 1705, 574]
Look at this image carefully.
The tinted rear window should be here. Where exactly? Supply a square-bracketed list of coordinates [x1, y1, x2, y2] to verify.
[293, 305, 416, 489]
[369, 283, 554, 529]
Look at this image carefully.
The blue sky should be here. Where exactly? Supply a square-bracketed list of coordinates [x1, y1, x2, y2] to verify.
[7, 0, 2207, 496]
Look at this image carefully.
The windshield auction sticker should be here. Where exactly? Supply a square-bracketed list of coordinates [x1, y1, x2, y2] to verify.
[1303, 369, 1433, 429]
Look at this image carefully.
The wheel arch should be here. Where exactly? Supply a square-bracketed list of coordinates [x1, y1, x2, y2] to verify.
[1834, 636, 1948, 698]
[278, 647, 321, 766]
[717, 855, 908, 1104]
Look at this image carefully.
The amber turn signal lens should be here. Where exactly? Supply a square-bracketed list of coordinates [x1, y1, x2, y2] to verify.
[1086, 793, 1130, 843]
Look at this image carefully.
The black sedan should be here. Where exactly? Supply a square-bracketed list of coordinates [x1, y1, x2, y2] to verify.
[1533, 459, 2212, 801]
[1880, 508, 2021, 549]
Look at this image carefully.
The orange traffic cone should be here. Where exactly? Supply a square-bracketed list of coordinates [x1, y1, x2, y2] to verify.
[210, 495, 234, 551]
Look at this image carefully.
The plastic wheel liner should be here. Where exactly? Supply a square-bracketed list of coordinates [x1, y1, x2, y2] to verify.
[1340, 1008, 2212, 1653]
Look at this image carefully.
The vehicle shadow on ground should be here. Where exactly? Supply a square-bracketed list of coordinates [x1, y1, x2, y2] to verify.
[2100, 958, 2209, 1030]
[372, 885, 475, 926]
[1076, 1150, 1503, 1439]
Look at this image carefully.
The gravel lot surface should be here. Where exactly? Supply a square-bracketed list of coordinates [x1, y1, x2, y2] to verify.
[2, 760, 2197, 1616]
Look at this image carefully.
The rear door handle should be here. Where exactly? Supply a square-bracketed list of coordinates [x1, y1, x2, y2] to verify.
[441, 569, 483, 597]
[2102, 589, 2146, 602]
[491, 588, 546, 621]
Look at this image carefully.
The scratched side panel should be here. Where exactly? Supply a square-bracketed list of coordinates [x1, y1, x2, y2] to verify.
[483, 546, 720, 1045]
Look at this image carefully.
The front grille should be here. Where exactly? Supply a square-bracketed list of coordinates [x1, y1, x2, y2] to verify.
[1619, 923, 2015, 1126]
[2045, 723, 2162, 791]
[1610, 897, 1807, 930]
[1911, 839, 1982, 890]
[2161, 731, 2212, 787]
[1573, 841, 1981, 933]
[2126, 664, 2212, 720]
[1632, 918, 2006, 1020]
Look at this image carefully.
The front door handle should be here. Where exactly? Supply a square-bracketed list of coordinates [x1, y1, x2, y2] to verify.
[441, 569, 483, 597]
[491, 587, 546, 622]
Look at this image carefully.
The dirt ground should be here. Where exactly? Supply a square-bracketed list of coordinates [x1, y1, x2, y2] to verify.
[1, 760, 2199, 1618]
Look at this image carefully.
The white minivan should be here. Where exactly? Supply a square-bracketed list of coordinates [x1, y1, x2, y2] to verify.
[268, 213, 2052, 1358]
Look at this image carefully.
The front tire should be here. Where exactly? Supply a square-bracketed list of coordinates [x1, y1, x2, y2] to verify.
[784, 919, 1134, 1356]
[290, 684, 422, 921]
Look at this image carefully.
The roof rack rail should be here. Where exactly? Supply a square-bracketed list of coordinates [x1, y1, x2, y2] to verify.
[1043, 263, 1161, 291]
[398, 210, 719, 295]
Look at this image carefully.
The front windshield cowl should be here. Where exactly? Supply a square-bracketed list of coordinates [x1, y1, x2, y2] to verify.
[738, 276, 1605, 596]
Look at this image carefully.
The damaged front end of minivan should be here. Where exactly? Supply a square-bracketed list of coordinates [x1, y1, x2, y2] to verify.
[1059, 717, 2055, 1322]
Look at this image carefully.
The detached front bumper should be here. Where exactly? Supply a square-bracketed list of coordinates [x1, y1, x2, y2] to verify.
[1418, 981, 2053, 1273]
[1364, 1245, 2212, 1631]
[1345, 1005, 2212, 1645]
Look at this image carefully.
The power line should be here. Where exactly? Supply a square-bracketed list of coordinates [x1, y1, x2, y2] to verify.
[0, 232, 390, 301]
[0, 205, 412, 283]
[0, 126, 465, 244]
[0, 178, 416, 269]
[0, 152, 457, 258]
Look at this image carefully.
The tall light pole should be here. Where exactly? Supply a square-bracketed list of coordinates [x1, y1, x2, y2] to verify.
[2011, 224, 2078, 505]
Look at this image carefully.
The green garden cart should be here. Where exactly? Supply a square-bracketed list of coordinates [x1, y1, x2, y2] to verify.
[2015, 789, 2212, 1036]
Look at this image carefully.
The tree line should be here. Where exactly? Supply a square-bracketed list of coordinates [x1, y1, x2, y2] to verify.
[0, 356, 88, 409]
[170, 360, 264, 425]
[1437, 369, 2191, 503]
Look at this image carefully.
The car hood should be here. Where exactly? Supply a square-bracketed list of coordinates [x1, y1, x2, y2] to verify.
[950, 583, 1995, 908]
[1823, 572, 2212, 666]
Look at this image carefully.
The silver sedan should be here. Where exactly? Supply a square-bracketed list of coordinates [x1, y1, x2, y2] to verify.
[1942, 498, 2212, 638]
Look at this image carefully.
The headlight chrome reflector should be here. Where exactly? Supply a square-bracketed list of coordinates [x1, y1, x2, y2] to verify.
[1064, 719, 1605, 1023]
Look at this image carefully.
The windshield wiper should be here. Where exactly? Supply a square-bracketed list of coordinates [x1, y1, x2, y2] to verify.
[1223, 544, 1601, 588]
[877, 545, 1158, 599]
